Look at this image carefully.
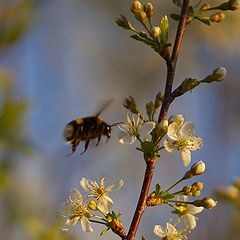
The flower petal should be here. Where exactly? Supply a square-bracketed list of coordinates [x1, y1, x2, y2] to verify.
[138, 121, 156, 136]
[180, 122, 195, 139]
[180, 149, 191, 166]
[97, 196, 113, 214]
[153, 225, 166, 237]
[166, 223, 178, 236]
[188, 205, 204, 214]
[118, 130, 136, 144]
[81, 216, 93, 232]
[183, 214, 197, 229]
[167, 122, 180, 140]
[186, 136, 203, 150]
[99, 177, 105, 188]
[164, 139, 177, 153]
[106, 180, 124, 192]
[69, 188, 83, 205]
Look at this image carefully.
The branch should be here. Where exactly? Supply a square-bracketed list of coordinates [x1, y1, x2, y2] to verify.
[158, 0, 189, 122]
[124, 1, 190, 240]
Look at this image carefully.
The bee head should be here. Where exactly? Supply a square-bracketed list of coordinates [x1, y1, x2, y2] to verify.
[103, 124, 111, 138]
[64, 123, 75, 143]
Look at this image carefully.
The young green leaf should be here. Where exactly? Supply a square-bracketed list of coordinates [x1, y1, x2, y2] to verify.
[160, 15, 169, 44]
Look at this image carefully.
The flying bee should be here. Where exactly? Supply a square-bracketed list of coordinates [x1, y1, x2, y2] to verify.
[64, 100, 121, 155]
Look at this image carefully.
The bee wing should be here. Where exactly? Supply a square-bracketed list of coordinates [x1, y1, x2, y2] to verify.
[95, 99, 114, 116]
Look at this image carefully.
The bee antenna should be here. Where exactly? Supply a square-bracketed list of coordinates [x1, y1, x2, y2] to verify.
[111, 121, 123, 127]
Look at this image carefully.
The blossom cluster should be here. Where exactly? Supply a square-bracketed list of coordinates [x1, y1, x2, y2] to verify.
[58, 177, 124, 234]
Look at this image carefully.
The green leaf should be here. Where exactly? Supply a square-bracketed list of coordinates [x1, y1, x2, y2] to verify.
[160, 15, 169, 44]
[170, 13, 180, 21]
[195, 16, 211, 26]
[155, 183, 161, 195]
[130, 34, 155, 46]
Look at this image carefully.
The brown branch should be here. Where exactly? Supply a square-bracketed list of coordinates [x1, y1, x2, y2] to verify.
[124, 1, 190, 240]
[158, 0, 189, 122]
[125, 159, 156, 240]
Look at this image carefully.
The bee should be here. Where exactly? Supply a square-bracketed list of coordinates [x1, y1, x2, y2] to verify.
[64, 101, 120, 155]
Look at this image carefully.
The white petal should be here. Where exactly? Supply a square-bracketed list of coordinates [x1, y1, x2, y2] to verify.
[153, 225, 166, 237]
[178, 195, 188, 202]
[188, 205, 204, 214]
[118, 131, 136, 144]
[106, 180, 124, 192]
[166, 223, 178, 236]
[99, 177, 105, 188]
[69, 188, 83, 205]
[183, 214, 197, 229]
[80, 178, 95, 192]
[180, 122, 195, 139]
[97, 196, 113, 214]
[138, 122, 156, 136]
[186, 136, 203, 150]
[164, 139, 177, 153]
[81, 216, 93, 232]
[118, 123, 130, 134]
[167, 122, 180, 140]
[180, 149, 191, 166]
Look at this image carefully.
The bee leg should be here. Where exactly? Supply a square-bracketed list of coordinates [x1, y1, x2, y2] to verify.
[96, 135, 101, 146]
[105, 136, 110, 143]
[67, 139, 80, 156]
[81, 140, 90, 155]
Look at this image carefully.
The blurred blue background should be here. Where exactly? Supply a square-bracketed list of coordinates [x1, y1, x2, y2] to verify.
[0, 0, 240, 239]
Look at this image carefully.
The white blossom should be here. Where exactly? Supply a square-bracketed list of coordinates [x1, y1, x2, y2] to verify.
[118, 113, 156, 144]
[164, 121, 202, 166]
[154, 222, 183, 240]
[80, 177, 124, 214]
[177, 196, 204, 230]
[58, 188, 93, 232]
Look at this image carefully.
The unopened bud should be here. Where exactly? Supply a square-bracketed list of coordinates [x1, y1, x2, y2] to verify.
[183, 161, 206, 179]
[183, 185, 192, 195]
[217, 0, 240, 11]
[88, 200, 98, 211]
[168, 114, 184, 126]
[210, 12, 225, 22]
[135, 11, 147, 23]
[115, 15, 133, 30]
[144, 2, 154, 18]
[159, 119, 168, 133]
[146, 101, 154, 119]
[130, 0, 142, 13]
[200, 4, 210, 11]
[193, 197, 217, 209]
[192, 182, 204, 190]
[154, 91, 163, 108]
[146, 194, 164, 206]
[201, 67, 227, 83]
[150, 26, 161, 39]
[212, 67, 227, 81]
[123, 96, 139, 114]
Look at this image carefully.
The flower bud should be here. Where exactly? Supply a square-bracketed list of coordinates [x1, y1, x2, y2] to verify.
[123, 96, 139, 114]
[192, 197, 217, 209]
[134, 11, 147, 23]
[146, 101, 154, 119]
[212, 67, 227, 81]
[88, 200, 98, 211]
[183, 161, 206, 179]
[168, 114, 184, 126]
[115, 15, 133, 30]
[144, 2, 154, 18]
[192, 182, 204, 190]
[210, 13, 225, 23]
[154, 91, 163, 108]
[200, 4, 210, 11]
[159, 119, 168, 133]
[150, 26, 161, 39]
[217, 0, 240, 11]
[130, 0, 142, 13]
[146, 194, 164, 206]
